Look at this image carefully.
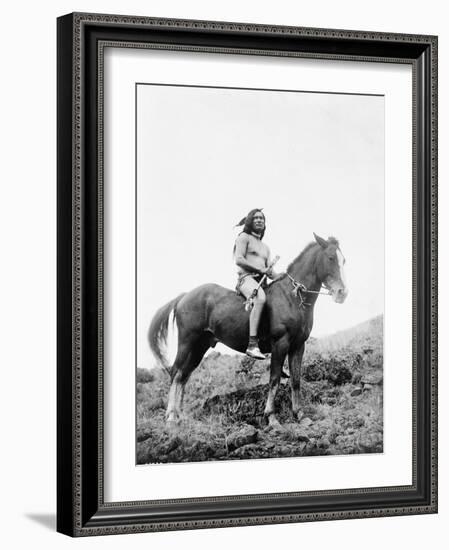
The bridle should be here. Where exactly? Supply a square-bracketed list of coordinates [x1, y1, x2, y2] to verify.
[285, 272, 332, 309]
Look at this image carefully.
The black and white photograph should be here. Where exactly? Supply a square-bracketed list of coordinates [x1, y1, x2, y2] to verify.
[52, 8, 437, 539]
[0, 0, 444, 544]
[136, 83, 384, 464]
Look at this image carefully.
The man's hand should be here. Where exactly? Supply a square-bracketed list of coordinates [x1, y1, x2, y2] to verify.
[260, 267, 279, 281]
[271, 271, 286, 282]
[261, 255, 281, 279]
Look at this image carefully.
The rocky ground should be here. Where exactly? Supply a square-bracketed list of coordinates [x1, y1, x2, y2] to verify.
[136, 316, 383, 464]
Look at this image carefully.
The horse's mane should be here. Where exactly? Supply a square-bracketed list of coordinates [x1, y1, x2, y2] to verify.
[286, 242, 318, 272]
[327, 236, 340, 247]
[285, 237, 340, 272]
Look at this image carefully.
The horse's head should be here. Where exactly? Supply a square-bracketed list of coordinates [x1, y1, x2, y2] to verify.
[314, 233, 348, 304]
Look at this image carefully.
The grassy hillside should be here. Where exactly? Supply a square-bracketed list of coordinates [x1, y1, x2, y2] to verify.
[137, 316, 383, 463]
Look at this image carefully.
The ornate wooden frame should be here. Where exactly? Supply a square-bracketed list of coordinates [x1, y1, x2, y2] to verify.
[57, 12, 438, 536]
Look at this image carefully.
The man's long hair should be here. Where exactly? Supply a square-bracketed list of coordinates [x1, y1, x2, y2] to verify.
[233, 208, 266, 256]
[239, 208, 266, 240]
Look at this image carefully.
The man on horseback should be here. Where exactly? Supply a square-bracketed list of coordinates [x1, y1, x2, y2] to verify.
[234, 208, 280, 359]
[151, 227, 348, 424]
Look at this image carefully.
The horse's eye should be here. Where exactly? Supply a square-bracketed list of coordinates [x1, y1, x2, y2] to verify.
[328, 256, 335, 262]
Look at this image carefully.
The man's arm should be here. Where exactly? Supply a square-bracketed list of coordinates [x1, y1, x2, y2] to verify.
[265, 247, 283, 280]
[265, 247, 278, 279]
[234, 234, 262, 274]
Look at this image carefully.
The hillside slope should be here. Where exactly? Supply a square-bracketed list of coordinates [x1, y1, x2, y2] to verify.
[137, 315, 384, 463]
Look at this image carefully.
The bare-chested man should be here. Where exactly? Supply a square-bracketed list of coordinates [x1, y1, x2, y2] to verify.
[234, 209, 280, 359]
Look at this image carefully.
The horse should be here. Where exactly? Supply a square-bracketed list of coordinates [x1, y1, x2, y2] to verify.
[148, 233, 348, 428]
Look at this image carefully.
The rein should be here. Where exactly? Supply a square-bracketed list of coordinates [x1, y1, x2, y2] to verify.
[285, 272, 332, 308]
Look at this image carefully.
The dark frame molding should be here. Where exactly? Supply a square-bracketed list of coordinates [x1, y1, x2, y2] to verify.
[57, 12, 438, 537]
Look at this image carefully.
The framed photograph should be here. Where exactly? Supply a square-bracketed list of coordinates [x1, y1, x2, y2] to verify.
[57, 12, 438, 536]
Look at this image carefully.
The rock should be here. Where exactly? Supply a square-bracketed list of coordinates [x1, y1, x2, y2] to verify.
[294, 429, 310, 442]
[229, 444, 265, 459]
[159, 436, 181, 455]
[226, 425, 258, 451]
[361, 373, 383, 385]
[334, 434, 357, 454]
[318, 437, 330, 449]
[363, 384, 374, 391]
[278, 445, 293, 457]
[281, 423, 310, 442]
[300, 417, 313, 428]
[213, 448, 227, 459]
[351, 388, 362, 397]
[137, 426, 154, 443]
[137, 420, 162, 442]
[353, 415, 365, 428]
[357, 433, 383, 453]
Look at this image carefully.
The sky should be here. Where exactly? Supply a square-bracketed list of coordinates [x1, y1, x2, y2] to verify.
[136, 84, 384, 368]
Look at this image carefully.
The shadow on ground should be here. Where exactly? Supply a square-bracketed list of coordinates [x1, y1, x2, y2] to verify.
[25, 513, 56, 531]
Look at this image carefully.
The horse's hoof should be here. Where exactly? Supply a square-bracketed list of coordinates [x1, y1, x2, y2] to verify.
[266, 415, 284, 432]
[295, 410, 304, 422]
[166, 412, 181, 425]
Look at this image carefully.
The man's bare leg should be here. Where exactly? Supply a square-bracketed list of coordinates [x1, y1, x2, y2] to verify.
[249, 295, 264, 336]
[239, 277, 266, 359]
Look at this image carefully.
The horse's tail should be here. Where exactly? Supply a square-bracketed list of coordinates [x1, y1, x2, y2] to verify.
[148, 293, 186, 377]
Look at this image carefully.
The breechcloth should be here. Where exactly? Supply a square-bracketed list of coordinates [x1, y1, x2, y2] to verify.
[235, 273, 267, 297]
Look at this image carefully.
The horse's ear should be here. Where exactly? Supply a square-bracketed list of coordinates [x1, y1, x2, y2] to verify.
[313, 232, 328, 249]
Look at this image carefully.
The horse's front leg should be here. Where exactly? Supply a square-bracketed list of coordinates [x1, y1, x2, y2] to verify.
[264, 336, 289, 428]
[288, 344, 305, 421]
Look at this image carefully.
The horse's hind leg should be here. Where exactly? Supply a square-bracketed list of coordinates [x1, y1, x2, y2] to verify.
[166, 336, 209, 423]
[166, 368, 187, 423]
